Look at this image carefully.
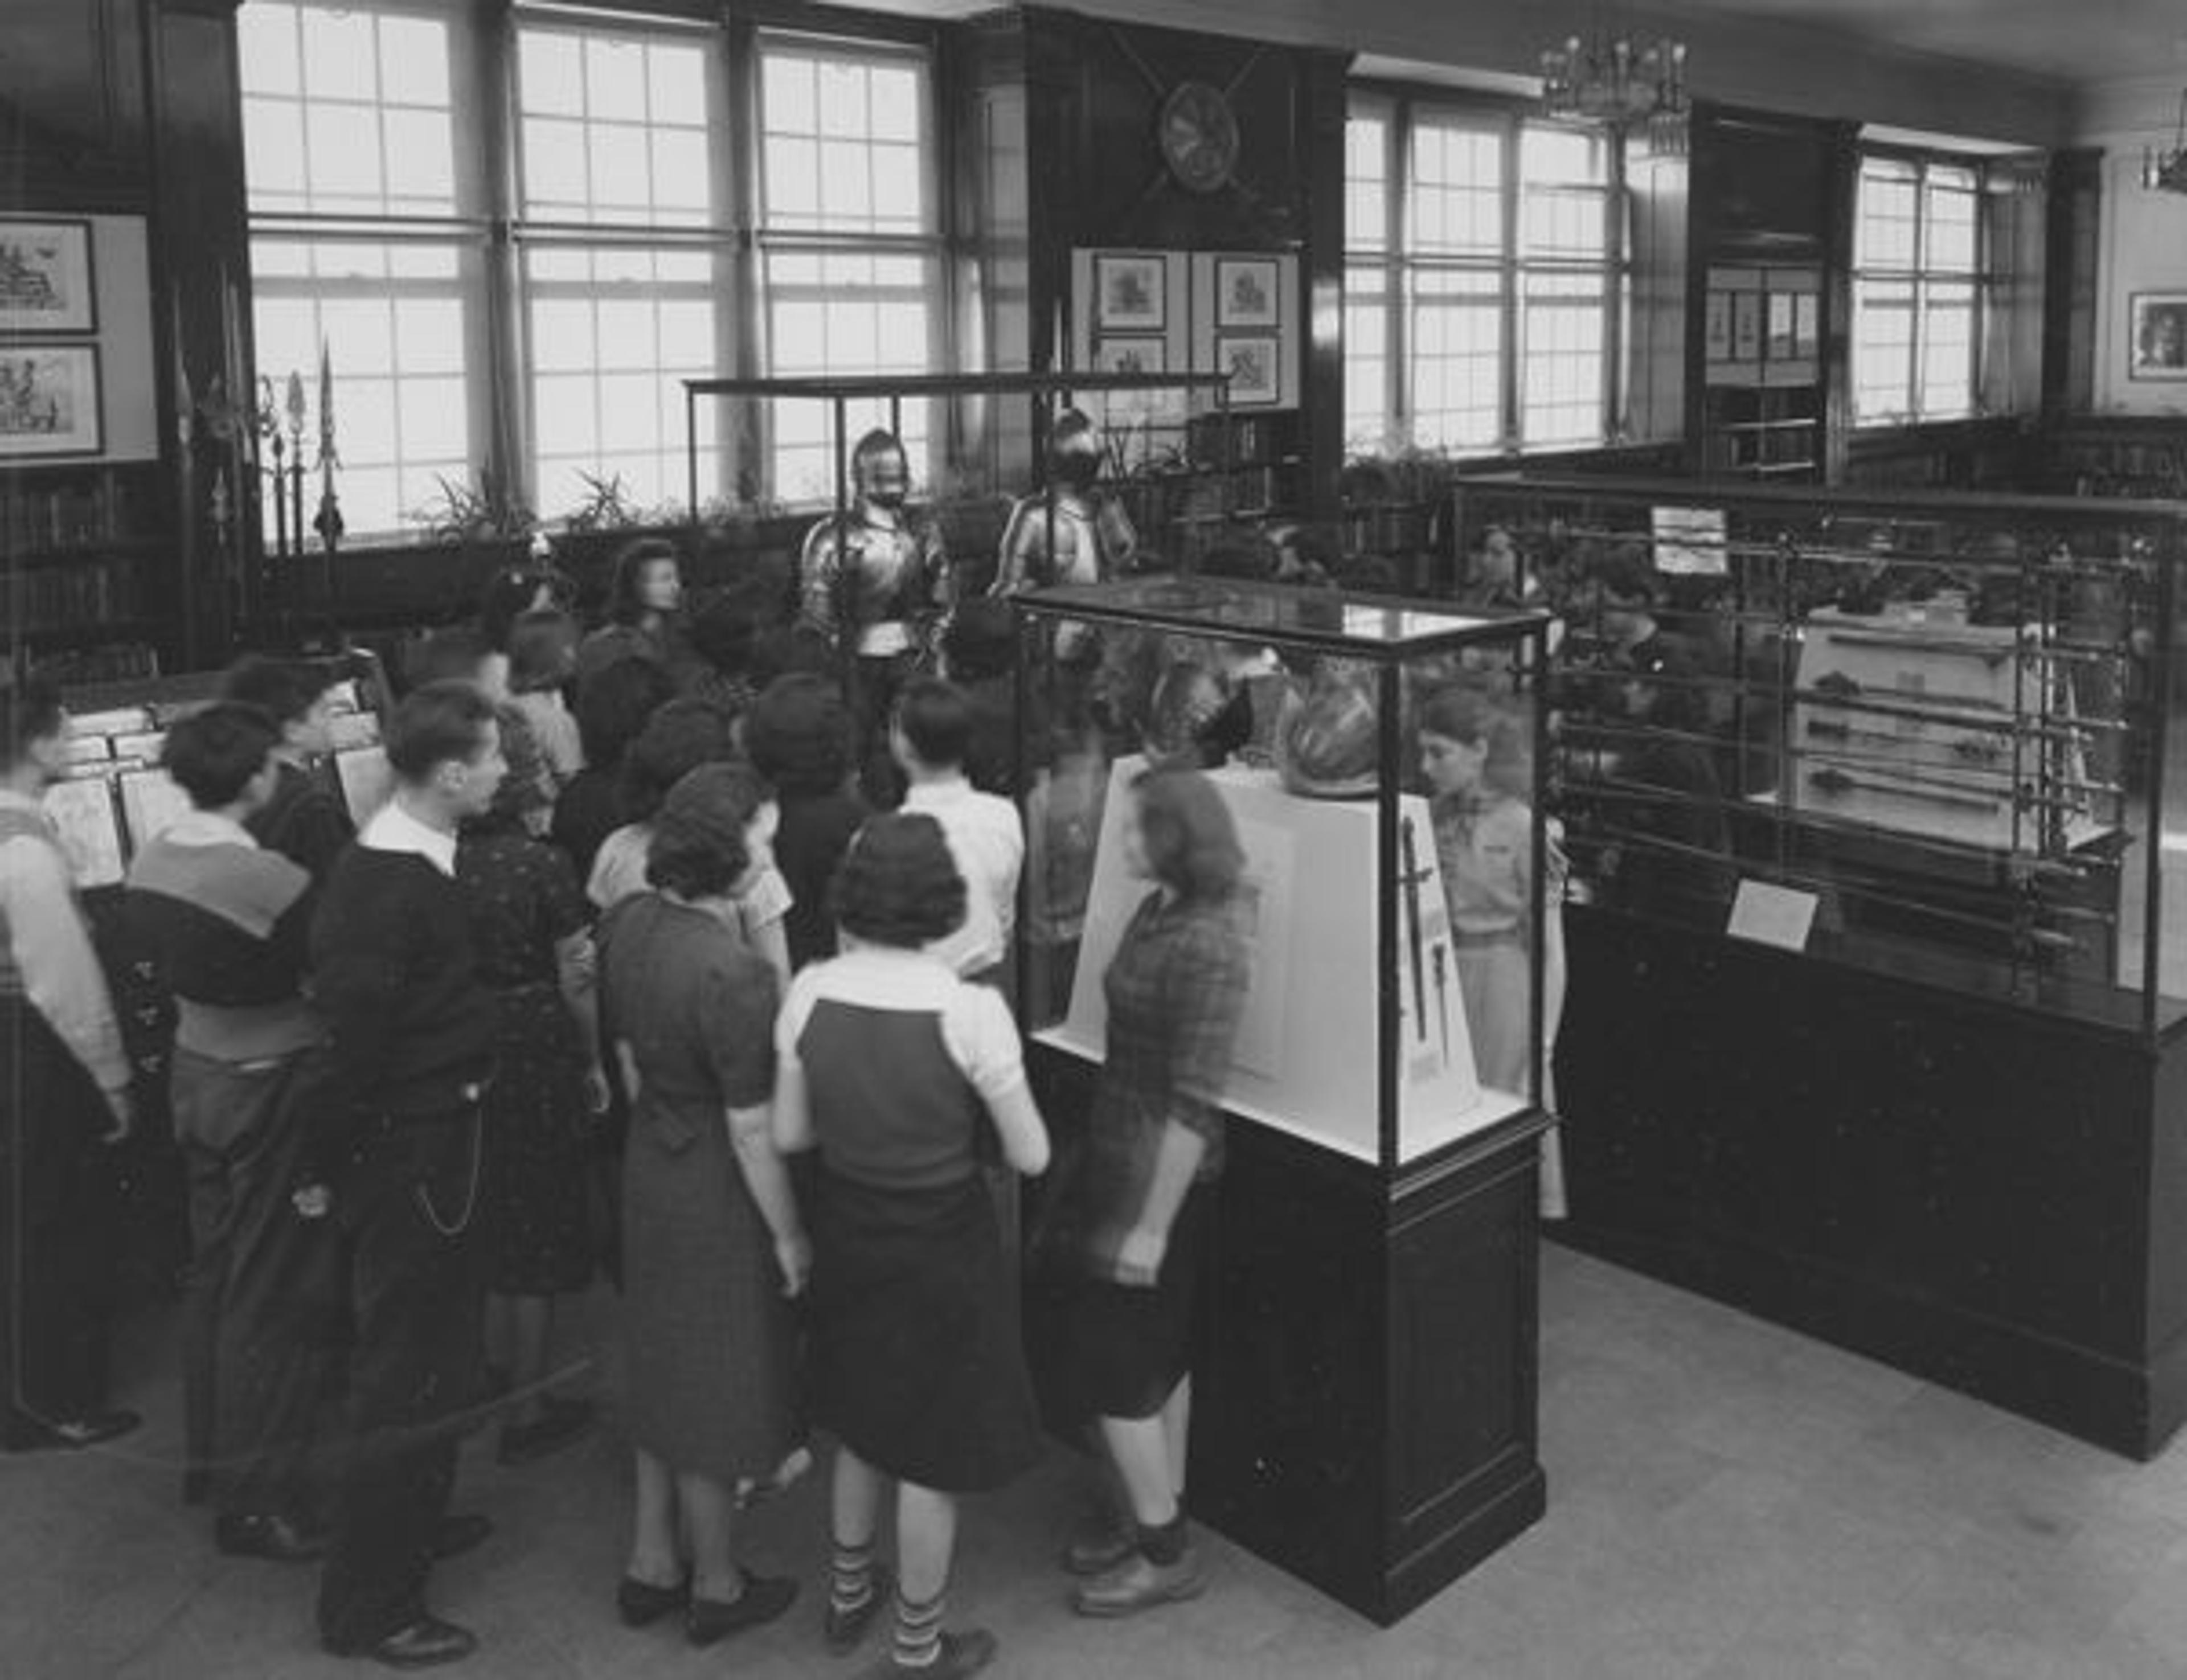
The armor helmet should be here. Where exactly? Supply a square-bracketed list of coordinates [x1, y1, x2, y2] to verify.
[1046, 408, 1103, 496]
[1143, 660, 1232, 772]
[853, 428, 911, 511]
[1277, 667, 1379, 799]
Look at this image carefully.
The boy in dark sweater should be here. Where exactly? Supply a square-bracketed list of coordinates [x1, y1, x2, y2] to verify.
[125, 703, 333, 1562]
[298, 681, 507, 1669]
[221, 654, 357, 882]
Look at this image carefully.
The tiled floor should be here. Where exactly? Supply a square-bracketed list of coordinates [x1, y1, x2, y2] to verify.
[7, 1242, 2187, 1679]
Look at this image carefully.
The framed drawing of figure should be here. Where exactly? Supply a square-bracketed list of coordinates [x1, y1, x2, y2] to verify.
[2129, 294, 2187, 381]
[0, 218, 96, 334]
[0, 344, 103, 458]
[1220, 335, 1280, 407]
[1094, 252, 1166, 332]
[1215, 256, 1279, 328]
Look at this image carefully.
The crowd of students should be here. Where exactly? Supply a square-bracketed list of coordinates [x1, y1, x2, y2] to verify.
[0, 536, 1251, 1679]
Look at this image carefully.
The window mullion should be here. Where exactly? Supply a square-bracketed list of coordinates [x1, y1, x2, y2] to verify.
[1499, 114, 1518, 452]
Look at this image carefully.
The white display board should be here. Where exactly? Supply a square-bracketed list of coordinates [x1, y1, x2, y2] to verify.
[1036, 756, 1527, 1165]
[1789, 608, 2104, 853]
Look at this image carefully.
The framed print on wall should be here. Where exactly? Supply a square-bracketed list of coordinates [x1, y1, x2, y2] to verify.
[0, 343, 103, 458]
[1215, 256, 1280, 328]
[0, 218, 97, 335]
[1094, 252, 1166, 332]
[2129, 293, 2187, 381]
[1219, 335, 1281, 407]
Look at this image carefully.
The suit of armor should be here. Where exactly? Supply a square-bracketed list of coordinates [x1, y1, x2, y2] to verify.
[797, 429, 951, 660]
[799, 501, 950, 658]
[989, 489, 1137, 595]
[989, 406, 1136, 597]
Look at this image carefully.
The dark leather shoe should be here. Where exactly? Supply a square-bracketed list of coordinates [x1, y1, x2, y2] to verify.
[359, 1615, 476, 1670]
[215, 1511, 331, 1563]
[875, 1628, 998, 1678]
[615, 1571, 690, 1628]
[430, 1514, 493, 1562]
[1069, 1548, 1207, 1617]
[3, 1409, 141, 1452]
[685, 1572, 797, 1646]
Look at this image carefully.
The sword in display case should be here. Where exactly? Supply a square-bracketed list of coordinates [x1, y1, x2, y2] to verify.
[1398, 815, 1430, 1043]
[1430, 943, 1451, 1068]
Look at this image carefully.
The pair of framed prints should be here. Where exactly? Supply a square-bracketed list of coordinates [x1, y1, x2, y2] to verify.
[0, 216, 104, 460]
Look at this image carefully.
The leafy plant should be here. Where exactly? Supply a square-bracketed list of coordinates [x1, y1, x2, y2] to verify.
[563, 469, 643, 534]
[408, 467, 536, 546]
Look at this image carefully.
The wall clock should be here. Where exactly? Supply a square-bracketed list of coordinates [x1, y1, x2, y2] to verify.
[1158, 80, 1240, 195]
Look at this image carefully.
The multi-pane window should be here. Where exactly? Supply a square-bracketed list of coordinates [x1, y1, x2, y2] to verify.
[240, 1, 476, 539]
[1345, 91, 1621, 457]
[1852, 155, 1984, 425]
[240, 4, 945, 540]
[757, 38, 940, 503]
[516, 19, 727, 518]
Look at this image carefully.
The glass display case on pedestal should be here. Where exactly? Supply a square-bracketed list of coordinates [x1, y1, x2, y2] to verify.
[1008, 572, 1556, 1621]
[1010, 573, 1554, 1169]
[1456, 474, 2187, 1038]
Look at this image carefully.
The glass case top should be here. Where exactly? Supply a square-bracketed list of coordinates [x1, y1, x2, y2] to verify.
[1019, 575, 1545, 654]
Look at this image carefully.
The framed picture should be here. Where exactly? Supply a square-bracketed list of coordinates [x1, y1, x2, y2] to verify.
[0, 218, 96, 334]
[1095, 336, 1166, 377]
[1730, 292, 1762, 362]
[1703, 291, 1733, 362]
[2129, 293, 2187, 382]
[0, 343, 103, 458]
[1793, 293, 1820, 358]
[1219, 334, 1281, 407]
[1094, 252, 1166, 332]
[1215, 256, 1279, 328]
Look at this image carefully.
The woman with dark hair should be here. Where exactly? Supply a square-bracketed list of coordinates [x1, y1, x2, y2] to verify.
[506, 607, 584, 793]
[578, 538, 693, 691]
[456, 708, 606, 1466]
[774, 813, 1050, 1679]
[1416, 684, 1546, 1095]
[743, 673, 870, 969]
[551, 656, 675, 883]
[1039, 768, 1248, 1619]
[585, 698, 792, 982]
[600, 764, 806, 1646]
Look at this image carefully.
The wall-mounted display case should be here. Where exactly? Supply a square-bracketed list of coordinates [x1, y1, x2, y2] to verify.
[1010, 573, 1553, 1621]
[1454, 474, 2187, 1457]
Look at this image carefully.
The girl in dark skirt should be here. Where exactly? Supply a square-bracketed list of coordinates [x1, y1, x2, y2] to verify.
[456, 710, 608, 1466]
[1037, 768, 1250, 1618]
[774, 813, 1051, 1680]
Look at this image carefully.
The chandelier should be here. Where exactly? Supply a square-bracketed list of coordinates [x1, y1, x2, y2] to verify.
[2144, 87, 2187, 195]
[1539, 26, 1688, 141]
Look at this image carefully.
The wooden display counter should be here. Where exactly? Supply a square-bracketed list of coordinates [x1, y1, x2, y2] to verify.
[1555, 904, 2187, 1460]
[1026, 1047, 1549, 1625]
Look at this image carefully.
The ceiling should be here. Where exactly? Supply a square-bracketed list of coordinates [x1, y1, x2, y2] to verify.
[1650, 0, 2187, 87]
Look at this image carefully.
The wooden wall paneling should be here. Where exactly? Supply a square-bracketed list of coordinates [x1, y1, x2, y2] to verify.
[148, 0, 252, 669]
[0, 0, 150, 210]
[1297, 49, 1348, 521]
[1820, 118, 1860, 485]
[2042, 148, 2103, 422]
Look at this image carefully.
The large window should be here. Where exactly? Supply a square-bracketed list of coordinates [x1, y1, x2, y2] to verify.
[240, 1, 479, 540]
[1852, 154, 1984, 425]
[756, 36, 940, 502]
[516, 17, 729, 518]
[240, 2, 945, 539]
[1345, 91, 1623, 458]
